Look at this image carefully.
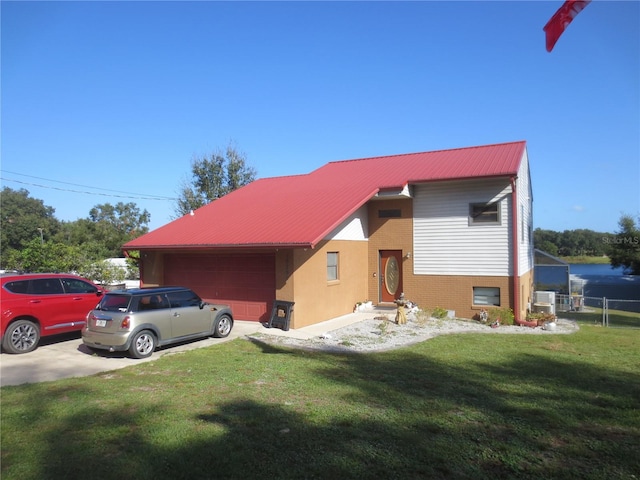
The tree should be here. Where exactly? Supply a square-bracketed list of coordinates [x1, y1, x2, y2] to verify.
[0, 187, 61, 267]
[534, 227, 611, 257]
[607, 214, 640, 275]
[5, 238, 85, 273]
[0, 188, 151, 271]
[534, 228, 560, 256]
[87, 202, 150, 257]
[174, 143, 256, 217]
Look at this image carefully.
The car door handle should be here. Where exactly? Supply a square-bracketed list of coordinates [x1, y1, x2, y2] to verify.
[30, 300, 41, 304]
[173, 312, 180, 317]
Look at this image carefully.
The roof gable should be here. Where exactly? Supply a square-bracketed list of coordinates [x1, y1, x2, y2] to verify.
[124, 140, 527, 250]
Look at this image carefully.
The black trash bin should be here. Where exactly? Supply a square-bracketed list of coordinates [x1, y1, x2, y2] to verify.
[265, 300, 295, 331]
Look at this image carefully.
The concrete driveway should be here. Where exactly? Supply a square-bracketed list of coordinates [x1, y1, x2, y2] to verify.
[0, 320, 263, 387]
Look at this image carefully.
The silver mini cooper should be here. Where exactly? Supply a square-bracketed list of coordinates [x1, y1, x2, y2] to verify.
[82, 287, 233, 358]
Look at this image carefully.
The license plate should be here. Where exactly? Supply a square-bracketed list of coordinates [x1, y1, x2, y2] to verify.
[95, 319, 107, 327]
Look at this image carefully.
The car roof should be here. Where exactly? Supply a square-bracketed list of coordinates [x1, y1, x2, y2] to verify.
[106, 286, 193, 296]
[0, 272, 88, 280]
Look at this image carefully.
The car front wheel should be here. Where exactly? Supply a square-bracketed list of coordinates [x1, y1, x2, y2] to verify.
[2, 319, 41, 354]
[129, 330, 156, 359]
[213, 315, 233, 338]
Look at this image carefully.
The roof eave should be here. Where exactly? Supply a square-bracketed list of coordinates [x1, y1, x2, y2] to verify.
[123, 241, 314, 252]
[308, 187, 380, 248]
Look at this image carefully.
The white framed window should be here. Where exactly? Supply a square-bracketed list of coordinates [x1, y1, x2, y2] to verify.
[473, 287, 500, 306]
[469, 202, 500, 225]
[327, 252, 339, 281]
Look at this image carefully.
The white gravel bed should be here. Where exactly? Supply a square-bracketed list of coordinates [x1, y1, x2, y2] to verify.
[252, 314, 579, 353]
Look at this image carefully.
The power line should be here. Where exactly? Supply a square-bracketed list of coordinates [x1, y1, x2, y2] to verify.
[1, 170, 178, 201]
[1, 169, 177, 200]
[1, 177, 178, 201]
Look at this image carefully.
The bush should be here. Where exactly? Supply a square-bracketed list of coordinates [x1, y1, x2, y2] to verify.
[432, 306, 448, 319]
[491, 307, 515, 325]
[78, 260, 126, 285]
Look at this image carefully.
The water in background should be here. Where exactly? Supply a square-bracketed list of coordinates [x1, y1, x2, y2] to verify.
[569, 264, 640, 308]
[570, 264, 625, 276]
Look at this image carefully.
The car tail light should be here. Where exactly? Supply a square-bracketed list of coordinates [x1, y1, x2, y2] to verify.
[120, 316, 131, 330]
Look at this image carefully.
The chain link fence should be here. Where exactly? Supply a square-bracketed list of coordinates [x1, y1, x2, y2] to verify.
[555, 293, 640, 328]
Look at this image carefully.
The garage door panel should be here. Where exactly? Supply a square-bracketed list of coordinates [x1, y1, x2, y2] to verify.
[164, 254, 275, 322]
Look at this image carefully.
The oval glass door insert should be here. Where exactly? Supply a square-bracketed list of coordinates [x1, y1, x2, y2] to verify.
[384, 256, 399, 296]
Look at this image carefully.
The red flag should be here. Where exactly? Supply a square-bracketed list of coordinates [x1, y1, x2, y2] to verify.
[544, 0, 591, 52]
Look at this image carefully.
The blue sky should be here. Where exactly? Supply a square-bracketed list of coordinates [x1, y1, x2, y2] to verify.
[2, 1, 638, 234]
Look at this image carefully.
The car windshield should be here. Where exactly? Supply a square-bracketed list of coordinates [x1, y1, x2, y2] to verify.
[97, 294, 132, 312]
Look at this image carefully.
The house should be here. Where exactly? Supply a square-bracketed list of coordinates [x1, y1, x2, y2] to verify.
[123, 140, 534, 328]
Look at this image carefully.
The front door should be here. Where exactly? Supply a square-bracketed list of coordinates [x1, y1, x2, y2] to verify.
[380, 250, 403, 303]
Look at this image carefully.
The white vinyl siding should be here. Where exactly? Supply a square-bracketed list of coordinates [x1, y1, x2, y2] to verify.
[516, 150, 534, 275]
[413, 179, 512, 276]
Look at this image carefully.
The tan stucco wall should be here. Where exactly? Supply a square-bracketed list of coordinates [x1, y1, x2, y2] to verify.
[519, 268, 534, 320]
[278, 240, 368, 329]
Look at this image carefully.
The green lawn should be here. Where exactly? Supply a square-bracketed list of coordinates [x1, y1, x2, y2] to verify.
[559, 256, 611, 264]
[2, 326, 639, 480]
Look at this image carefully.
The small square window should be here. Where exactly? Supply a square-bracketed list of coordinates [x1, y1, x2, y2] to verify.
[473, 287, 500, 306]
[327, 252, 339, 281]
[469, 202, 500, 225]
[378, 209, 401, 218]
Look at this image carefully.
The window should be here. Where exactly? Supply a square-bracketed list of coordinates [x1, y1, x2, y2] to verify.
[378, 209, 401, 218]
[138, 295, 169, 310]
[327, 252, 339, 281]
[469, 202, 500, 225]
[62, 278, 99, 294]
[473, 287, 500, 306]
[4, 280, 29, 294]
[99, 294, 132, 312]
[167, 290, 201, 308]
[31, 278, 64, 294]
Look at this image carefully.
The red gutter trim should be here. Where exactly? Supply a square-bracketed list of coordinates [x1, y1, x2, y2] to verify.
[122, 242, 314, 252]
[510, 176, 520, 322]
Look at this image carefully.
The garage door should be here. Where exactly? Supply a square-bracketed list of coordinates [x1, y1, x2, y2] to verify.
[164, 253, 275, 322]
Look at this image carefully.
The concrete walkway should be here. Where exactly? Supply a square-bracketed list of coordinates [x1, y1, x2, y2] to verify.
[1, 309, 392, 387]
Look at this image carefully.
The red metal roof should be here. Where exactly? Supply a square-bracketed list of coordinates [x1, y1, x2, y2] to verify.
[123, 140, 527, 251]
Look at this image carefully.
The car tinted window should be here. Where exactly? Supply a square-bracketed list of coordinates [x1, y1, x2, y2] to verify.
[61, 278, 98, 294]
[137, 294, 169, 311]
[4, 280, 30, 294]
[167, 290, 201, 308]
[98, 294, 132, 312]
[30, 278, 64, 294]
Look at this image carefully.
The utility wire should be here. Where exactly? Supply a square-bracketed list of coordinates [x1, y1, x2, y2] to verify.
[1, 170, 178, 201]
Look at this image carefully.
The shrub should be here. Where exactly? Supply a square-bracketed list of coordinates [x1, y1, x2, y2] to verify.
[491, 307, 515, 325]
[78, 260, 126, 286]
[432, 306, 448, 319]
